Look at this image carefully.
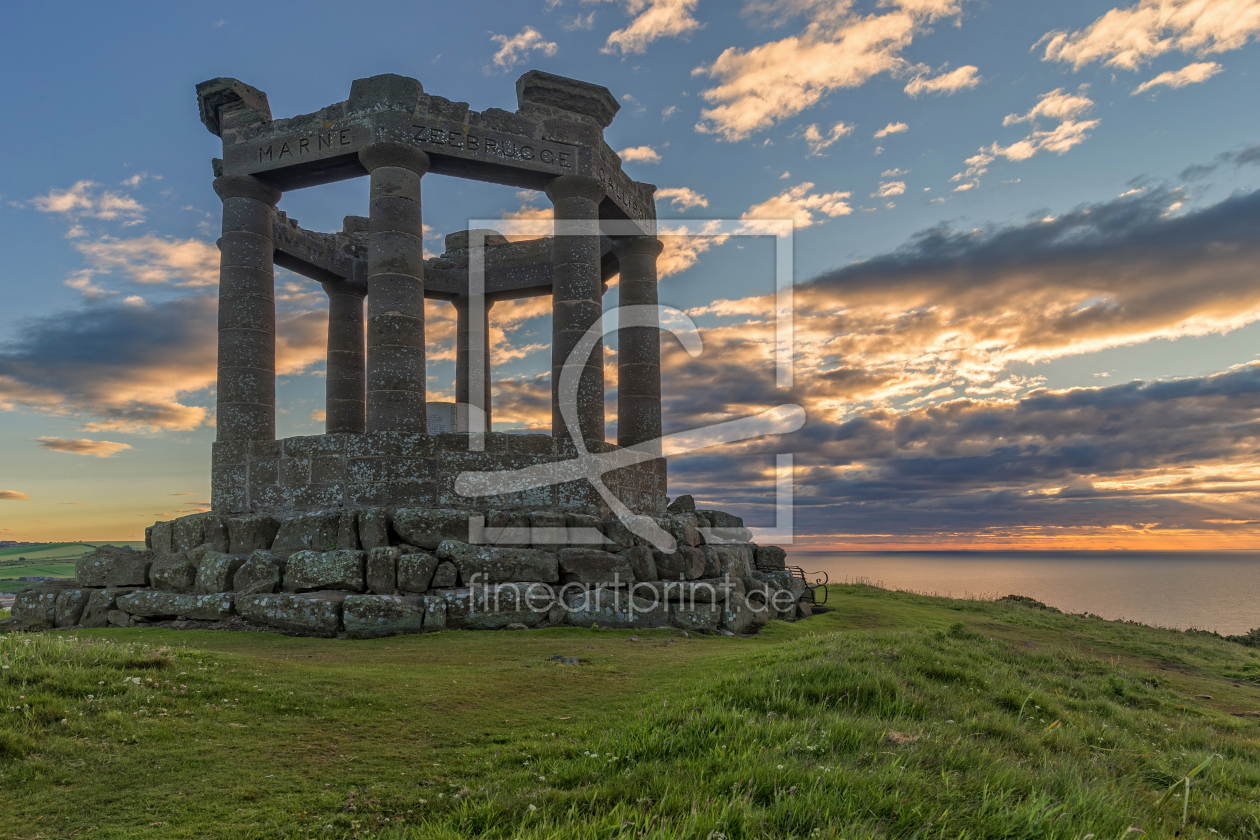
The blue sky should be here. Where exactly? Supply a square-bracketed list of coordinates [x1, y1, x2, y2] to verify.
[3, 0, 1260, 546]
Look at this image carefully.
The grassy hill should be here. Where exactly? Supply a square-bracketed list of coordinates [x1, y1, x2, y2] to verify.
[1, 584, 1257, 839]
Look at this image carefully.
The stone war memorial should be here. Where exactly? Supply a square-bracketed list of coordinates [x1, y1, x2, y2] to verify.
[6, 71, 812, 638]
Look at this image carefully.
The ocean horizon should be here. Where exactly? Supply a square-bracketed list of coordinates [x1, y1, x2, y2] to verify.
[788, 550, 1260, 636]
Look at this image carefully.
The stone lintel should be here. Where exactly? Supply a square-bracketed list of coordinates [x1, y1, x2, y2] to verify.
[212, 80, 655, 228]
[272, 218, 619, 300]
[271, 213, 362, 288]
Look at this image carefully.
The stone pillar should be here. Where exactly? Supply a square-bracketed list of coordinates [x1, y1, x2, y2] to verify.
[321, 280, 366, 434]
[454, 295, 493, 432]
[213, 175, 282, 442]
[545, 175, 606, 444]
[358, 143, 429, 433]
[612, 236, 664, 450]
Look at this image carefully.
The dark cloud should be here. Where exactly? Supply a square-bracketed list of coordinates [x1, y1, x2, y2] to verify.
[665, 365, 1260, 539]
[0, 295, 324, 432]
[1179, 142, 1260, 180]
[652, 186, 1260, 543]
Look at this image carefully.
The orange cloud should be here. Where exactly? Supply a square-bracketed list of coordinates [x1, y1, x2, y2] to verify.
[36, 437, 132, 458]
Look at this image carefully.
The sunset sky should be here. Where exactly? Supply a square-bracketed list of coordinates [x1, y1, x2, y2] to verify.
[2, 0, 1260, 548]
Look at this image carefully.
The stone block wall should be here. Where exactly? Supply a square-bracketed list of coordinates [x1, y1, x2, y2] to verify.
[212, 431, 667, 518]
[3, 496, 812, 638]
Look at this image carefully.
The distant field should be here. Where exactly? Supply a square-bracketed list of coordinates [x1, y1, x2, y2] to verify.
[0, 543, 91, 561]
[0, 541, 145, 562]
[0, 542, 145, 591]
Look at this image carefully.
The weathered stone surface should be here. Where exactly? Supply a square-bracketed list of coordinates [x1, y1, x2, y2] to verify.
[431, 561, 458, 589]
[754, 545, 788, 571]
[195, 551, 248, 594]
[437, 540, 559, 584]
[11, 587, 60, 629]
[619, 545, 657, 581]
[54, 588, 90, 627]
[237, 591, 346, 636]
[282, 550, 366, 593]
[632, 579, 737, 604]
[706, 525, 754, 544]
[421, 595, 447, 630]
[759, 569, 805, 601]
[562, 589, 670, 628]
[172, 515, 207, 554]
[722, 544, 755, 578]
[107, 609, 130, 628]
[602, 515, 637, 552]
[117, 590, 235, 621]
[343, 594, 424, 638]
[721, 596, 756, 634]
[397, 551, 439, 593]
[444, 585, 551, 629]
[358, 507, 390, 550]
[481, 509, 531, 546]
[653, 547, 704, 581]
[699, 509, 743, 529]
[227, 515, 280, 553]
[233, 550, 284, 595]
[187, 544, 216, 567]
[150, 521, 174, 555]
[667, 495, 696, 513]
[748, 570, 804, 619]
[272, 511, 342, 554]
[528, 510, 567, 551]
[797, 599, 814, 619]
[80, 587, 141, 628]
[517, 70, 619, 127]
[392, 508, 471, 550]
[338, 510, 361, 550]
[203, 515, 230, 552]
[698, 545, 726, 579]
[664, 513, 702, 548]
[670, 603, 722, 632]
[348, 73, 425, 116]
[198, 77, 272, 136]
[558, 548, 633, 585]
[697, 508, 752, 544]
[76, 546, 151, 588]
[151, 553, 197, 592]
[565, 513, 604, 545]
[366, 546, 400, 594]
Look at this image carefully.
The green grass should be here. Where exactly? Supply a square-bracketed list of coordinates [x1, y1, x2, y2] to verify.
[2, 584, 1258, 839]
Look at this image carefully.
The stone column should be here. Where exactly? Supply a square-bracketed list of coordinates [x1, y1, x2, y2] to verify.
[545, 175, 606, 444]
[612, 236, 664, 450]
[213, 175, 282, 442]
[358, 143, 430, 433]
[321, 280, 367, 434]
[454, 295, 493, 432]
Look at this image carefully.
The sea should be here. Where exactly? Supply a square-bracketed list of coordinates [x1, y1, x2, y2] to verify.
[789, 551, 1260, 636]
